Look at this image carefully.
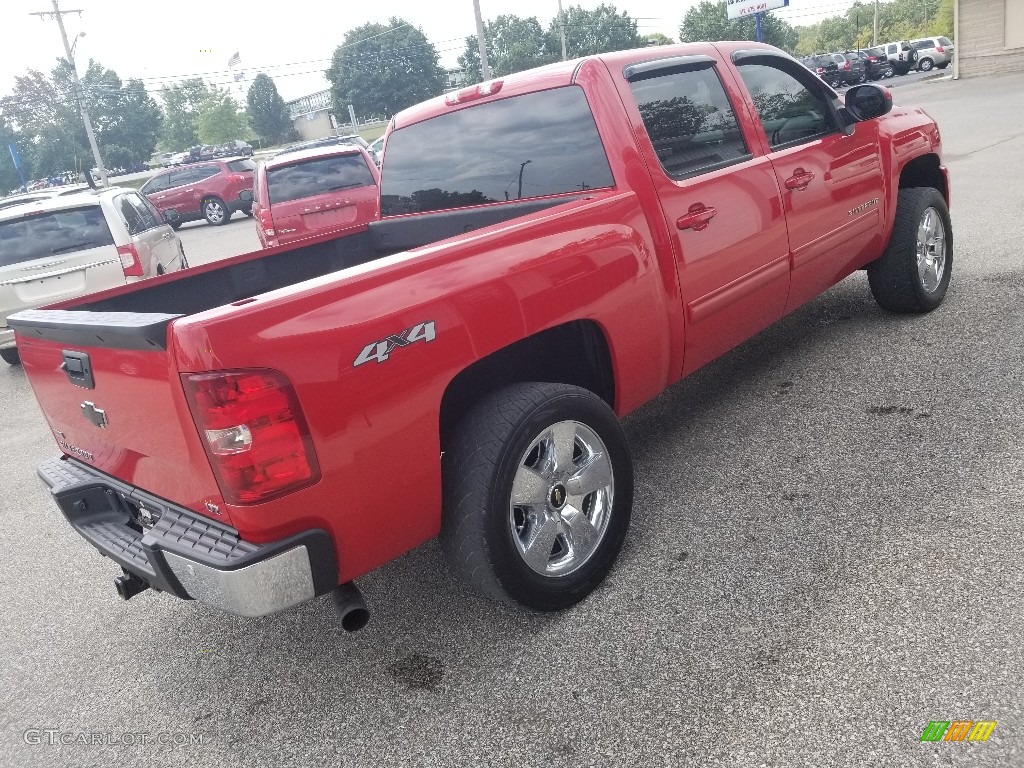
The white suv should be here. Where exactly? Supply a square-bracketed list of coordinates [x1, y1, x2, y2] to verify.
[0, 187, 187, 365]
[910, 37, 955, 71]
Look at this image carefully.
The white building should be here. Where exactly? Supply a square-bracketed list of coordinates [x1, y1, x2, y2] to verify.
[954, 0, 1024, 77]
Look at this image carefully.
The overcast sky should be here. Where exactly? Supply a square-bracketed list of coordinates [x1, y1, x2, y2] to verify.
[0, 0, 857, 105]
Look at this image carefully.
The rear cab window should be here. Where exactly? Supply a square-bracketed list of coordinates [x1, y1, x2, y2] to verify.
[0, 205, 114, 267]
[380, 86, 614, 215]
[267, 154, 376, 205]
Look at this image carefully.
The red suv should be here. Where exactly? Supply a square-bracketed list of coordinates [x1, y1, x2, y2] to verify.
[140, 157, 255, 228]
[252, 145, 380, 248]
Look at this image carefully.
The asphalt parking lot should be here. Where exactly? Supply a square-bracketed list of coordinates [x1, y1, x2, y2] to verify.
[1, 71, 1022, 768]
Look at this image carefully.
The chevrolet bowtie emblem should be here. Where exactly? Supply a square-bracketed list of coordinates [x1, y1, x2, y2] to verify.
[81, 401, 108, 429]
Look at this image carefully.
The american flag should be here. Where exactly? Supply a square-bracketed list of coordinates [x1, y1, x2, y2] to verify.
[227, 51, 241, 67]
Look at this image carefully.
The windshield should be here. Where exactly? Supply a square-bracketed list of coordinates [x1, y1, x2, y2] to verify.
[266, 154, 375, 205]
[0, 205, 114, 267]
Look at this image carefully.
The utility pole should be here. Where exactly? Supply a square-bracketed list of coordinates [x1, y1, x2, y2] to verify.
[473, 0, 491, 81]
[557, 0, 568, 60]
[873, 0, 879, 47]
[30, 1, 108, 188]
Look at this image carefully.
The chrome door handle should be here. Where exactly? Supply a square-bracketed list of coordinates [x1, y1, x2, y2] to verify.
[677, 205, 717, 231]
[785, 170, 815, 190]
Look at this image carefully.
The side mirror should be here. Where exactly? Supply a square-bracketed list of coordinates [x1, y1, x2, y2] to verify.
[164, 210, 180, 224]
[238, 189, 253, 203]
[844, 83, 893, 122]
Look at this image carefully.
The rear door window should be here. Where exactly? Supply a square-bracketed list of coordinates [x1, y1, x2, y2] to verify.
[0, 206, 115, 267]
[141, 173, 170, 194]
[381, 86, 614, 215]
[267, 154, 376, 205]
[629, 66, 750, 180]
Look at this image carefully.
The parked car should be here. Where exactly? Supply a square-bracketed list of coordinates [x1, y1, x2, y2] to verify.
[830, 52, 866, 85]
[276, 134, 371, 157]
[799, 54, 842, 88]
[252, 144, 380, 249]
[850, 48, 894, 79]
[8, 42, 951, 627]
[910, 37, 955, 71]
[881, 40, 919, 75]
[0, 187, 187, 365]
[139, 157, 255, 228]
[218, 139, 254, 157]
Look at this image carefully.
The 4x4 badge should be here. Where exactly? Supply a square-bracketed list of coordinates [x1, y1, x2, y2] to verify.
[353, 321, 436, 367]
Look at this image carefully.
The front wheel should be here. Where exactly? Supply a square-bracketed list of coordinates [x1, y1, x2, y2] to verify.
[918, 58, 934, 72]
[202, 197, 229, 226]
[0, 347, 20, 366]
[868, 187, 952, 313]
[883, 64, 895, 78]
[441, 382, 633, 611]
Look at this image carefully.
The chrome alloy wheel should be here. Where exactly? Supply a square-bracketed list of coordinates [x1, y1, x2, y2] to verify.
[508, 420, 614, 577]
[204, 199, 226, 224]
[916, 206, 947, 293]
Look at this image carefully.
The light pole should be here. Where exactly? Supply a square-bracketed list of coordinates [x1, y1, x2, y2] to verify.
[473, 0, 491, 81]
[30, 2, 108, 188]
[557, 0, 568, 60]
[517, 160, 531, 200]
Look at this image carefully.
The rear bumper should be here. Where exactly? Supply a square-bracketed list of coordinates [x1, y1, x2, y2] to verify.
[38, 456, 337, 617]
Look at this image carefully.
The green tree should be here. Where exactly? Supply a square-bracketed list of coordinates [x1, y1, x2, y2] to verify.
[679, 1, 797, 52]
[326, 18, 444, 119]
[646, 33, 675, 46]
[196, 90, 248, 144]
[544, 4, 646, 58]
[159, 78, 213, 150]
[457, 15, 555, 84]
[246, 73, 293, 144]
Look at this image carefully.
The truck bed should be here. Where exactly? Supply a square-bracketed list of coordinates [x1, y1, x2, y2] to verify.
[48, 196, 584, 319]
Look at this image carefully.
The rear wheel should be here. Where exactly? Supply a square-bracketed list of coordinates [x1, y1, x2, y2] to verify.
[868, 187, 952, 313]
[201, 197, 229, 226]
[0, 347, 20, 366]
[883, 64, 895, 78]
[441, 382, 633, 611]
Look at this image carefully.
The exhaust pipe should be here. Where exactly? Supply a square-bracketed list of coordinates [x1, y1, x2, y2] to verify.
[114, 570, 150, 601]
[331, 581, 370, 632]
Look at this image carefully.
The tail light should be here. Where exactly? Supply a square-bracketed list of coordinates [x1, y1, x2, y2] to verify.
[182, 369, 321, 504]
[116, 243, 144, 277]
[816, 67, 824, 74]
[256, 207, 275, 237]
[868, 56, 877, 62]
[935, 46, 945, 53]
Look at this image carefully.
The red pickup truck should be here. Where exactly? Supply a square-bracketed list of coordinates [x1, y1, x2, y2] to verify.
[9, 43, 951, 630]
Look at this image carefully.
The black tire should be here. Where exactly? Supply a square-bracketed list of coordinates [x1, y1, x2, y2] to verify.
[868, 187, 952, 313]
[937, 62, 949, 70]
[242, 205, 254, 217]
[884, 65, 895, 78]
[918, 58, 934, 72]
[201, 197, 230, 226]
[0, 347, 20, 366]
[441, 382, 633, 611]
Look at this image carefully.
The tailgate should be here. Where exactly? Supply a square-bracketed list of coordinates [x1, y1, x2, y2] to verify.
[9, 310, 231, 524]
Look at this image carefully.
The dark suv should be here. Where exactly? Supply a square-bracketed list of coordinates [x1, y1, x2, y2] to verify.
[139, 157, 256, 227]
[800, 54, 842, 88]
[831, 52, 867, 85]
[850, 48, 894, 80]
